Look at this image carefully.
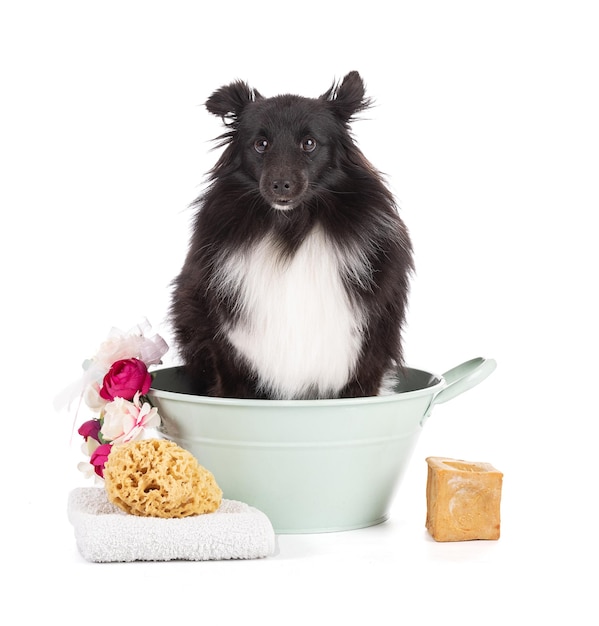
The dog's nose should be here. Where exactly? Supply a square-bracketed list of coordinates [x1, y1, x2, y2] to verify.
[271, 180, 294, 196]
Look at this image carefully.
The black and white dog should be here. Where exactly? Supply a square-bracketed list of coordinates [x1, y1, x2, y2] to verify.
[171, 71, 413, 399]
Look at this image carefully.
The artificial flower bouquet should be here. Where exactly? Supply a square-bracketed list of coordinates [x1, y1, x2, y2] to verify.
[72, 320, 169, 479]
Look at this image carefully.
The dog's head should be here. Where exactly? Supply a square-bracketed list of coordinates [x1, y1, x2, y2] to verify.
[205, 71, 371, 210]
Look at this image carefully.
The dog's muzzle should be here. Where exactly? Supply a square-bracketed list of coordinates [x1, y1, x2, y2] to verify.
[261, 174, 309, 210]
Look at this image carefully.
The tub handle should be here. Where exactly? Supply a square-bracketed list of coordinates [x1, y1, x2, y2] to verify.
[421, 357, 497, 425]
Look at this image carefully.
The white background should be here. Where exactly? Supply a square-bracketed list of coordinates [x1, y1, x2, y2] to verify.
[2, 1, 597, 623]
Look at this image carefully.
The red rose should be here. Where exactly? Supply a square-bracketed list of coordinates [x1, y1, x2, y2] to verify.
[90, 443, 112, 478]
[99, 358, 151, 401]
[78, 419, 101, 442]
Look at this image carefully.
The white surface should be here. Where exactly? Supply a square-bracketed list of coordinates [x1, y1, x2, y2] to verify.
[1, 1, 597, 623]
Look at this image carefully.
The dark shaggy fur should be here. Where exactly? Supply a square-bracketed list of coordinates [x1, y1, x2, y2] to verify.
[170, 71, 413, 399]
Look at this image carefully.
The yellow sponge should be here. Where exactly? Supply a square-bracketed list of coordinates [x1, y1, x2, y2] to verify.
[104, 439, 222, 518]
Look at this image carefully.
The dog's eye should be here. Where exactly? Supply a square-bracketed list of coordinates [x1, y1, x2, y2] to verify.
[254, 139, 269, 153]
[301, 137, 317, 153]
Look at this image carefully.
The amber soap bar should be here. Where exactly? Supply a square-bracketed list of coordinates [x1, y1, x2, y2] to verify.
[425, 456, 503, 542]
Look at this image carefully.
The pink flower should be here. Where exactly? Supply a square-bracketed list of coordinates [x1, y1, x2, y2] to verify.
[90, 443, 112, 478]
[99, 358, 151, 401]
[100, 392, 160, 445]
[78, 419, 101, 442]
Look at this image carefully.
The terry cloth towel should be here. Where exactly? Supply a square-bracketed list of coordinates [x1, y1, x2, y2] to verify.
[68, 487, 276, 563]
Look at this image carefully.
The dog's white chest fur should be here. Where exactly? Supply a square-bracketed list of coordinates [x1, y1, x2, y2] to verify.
[216, 227, 366, 398]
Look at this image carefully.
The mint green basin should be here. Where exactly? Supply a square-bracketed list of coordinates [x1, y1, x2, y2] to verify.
[148, 357, 496, 534]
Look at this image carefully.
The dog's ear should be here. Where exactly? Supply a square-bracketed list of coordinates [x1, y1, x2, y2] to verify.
[320, 71, 372, 122]
[205, 81, 262, 124]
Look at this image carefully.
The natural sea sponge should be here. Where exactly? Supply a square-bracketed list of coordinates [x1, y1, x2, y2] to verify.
[104, 439, 222, 518]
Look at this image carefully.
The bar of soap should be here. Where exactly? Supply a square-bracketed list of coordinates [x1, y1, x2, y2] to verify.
[425, 456, 503, 542]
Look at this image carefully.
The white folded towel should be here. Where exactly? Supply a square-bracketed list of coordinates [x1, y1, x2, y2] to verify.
[68, 487, 276, 562]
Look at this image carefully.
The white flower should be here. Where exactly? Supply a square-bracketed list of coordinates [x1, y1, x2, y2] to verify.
[82, 437, 100, 457]
[78, 438, 103, 482]
[83, 381, 106, 411]
[78, 460, 96, 480]
[93, 320, 168, 371]
[100, 392, 161, 445]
